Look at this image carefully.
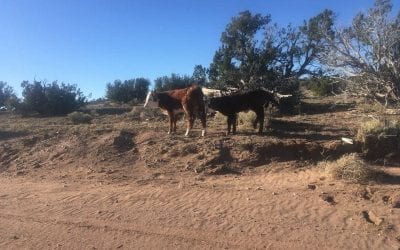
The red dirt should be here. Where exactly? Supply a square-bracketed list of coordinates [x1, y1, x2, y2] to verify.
[0, 97, 399, 249]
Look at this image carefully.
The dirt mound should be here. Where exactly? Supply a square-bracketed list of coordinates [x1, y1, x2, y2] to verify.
[0, 127, 139, 178]
[135, 132, 357, 176]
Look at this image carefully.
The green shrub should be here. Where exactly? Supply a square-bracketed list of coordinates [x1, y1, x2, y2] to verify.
[21, 80, 86, 115]
[106, 78, 150, 104]
[0, 81, 16, 107]
[68, 112, 92, 124]
[303, 77, 339, 97]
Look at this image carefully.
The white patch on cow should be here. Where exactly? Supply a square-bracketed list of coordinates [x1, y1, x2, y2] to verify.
[276, 93, 293, 98]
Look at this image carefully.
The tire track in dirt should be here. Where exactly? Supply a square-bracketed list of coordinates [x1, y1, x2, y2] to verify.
[0, 172, 398, 249]
[0, 213, 241, 249]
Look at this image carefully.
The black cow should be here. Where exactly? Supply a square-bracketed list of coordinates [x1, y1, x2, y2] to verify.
[209, 89, 278, 134]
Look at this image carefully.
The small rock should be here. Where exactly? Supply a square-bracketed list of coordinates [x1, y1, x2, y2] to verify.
[117, 244, 123, 249]
[106, 169, 116, 175]
[393, 200, 400, 208]
[320, 194, 336, 205]
[16, 171, 25, 176]
[386, 224, 395, 230]
[382, 195, 392, 204]
[361, 189, 372, 200]
[307, 184, 316, 190]
[33, 162, 42, 169]
[272, 192, 278, 195]
[12, 235, 19, 240]
[362, 210, 383, 226]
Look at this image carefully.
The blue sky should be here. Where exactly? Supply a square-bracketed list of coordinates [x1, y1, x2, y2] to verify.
[1, 0, 398, 98]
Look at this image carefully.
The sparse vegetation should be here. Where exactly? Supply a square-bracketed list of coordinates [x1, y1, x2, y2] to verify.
[2, 1, 400, 248]
[237, 142, 254, 152]
[181, 144, 198, 156]
[356, 118, 400, 143]
[68, 112, 93, 124]
[357, 102, 386, 114]
[212, 112, 227, 125]
[356, 118, 400, 160]
[20, 80, 86, 115]
[303, 77, 339, 97]
[106, 78, 150, 104]
[154, 74, 192, 92]
[237, 111, 257, 129]
[125, 106, 143, 120]
[0, 81, 16, 108]
[325, 153, 383, 183]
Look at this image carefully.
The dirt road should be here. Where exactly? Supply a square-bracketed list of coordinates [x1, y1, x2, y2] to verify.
[1, 168, 399, 249]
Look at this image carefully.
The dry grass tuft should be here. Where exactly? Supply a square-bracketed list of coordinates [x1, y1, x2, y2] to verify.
[356, 119, 383, 142]
[181, 144, 198, 156]
[357, 102, 386, 113]
[212, 112, 227, 125]
[68, 112, 92, 124]
[325, 153, 383, 183]
[356, 118, 400, 142]
[238, 111, 257, 129]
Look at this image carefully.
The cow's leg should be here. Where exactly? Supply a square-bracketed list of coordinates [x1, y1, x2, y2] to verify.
[227, 115, 235, 135]
[167, 111, 174, 134]
[254, 107, 265, 134]
[173, 114, 178, 133]
[199, 105, 207, 137]
[183, 104, 193, 137]
[232, 114, 237, 134]
[184, 115, 194, 136]
[252, 115, 259, 129]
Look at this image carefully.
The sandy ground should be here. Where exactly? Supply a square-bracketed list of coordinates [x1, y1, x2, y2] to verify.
[0, 168, 399, 249]
[1, 97, 400, 249]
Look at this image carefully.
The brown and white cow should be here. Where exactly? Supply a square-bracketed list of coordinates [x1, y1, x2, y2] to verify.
[144, 85, 207, 137]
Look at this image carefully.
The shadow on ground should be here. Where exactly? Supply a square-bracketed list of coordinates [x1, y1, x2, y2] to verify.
[0, 131, 29, 141]
[299, 101, 356, 115]
[268, 119, 351, 141]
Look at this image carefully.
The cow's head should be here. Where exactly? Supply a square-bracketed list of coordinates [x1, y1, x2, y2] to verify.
[260, 87, 279, 107]
[144, 91, 158, 108]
